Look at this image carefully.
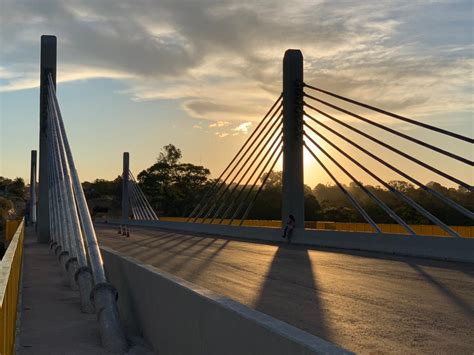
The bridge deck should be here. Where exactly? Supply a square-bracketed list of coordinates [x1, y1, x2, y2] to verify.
[17, 227, 105, 354]
[97, 224, 474, 354]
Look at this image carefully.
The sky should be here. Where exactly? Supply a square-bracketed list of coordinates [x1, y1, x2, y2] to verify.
[0, 0, 473, 189]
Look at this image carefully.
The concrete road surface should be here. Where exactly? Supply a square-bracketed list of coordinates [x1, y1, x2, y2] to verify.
[96, 225, 474, 354]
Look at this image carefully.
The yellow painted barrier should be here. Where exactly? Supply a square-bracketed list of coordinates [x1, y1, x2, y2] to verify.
[159, 217, 474, 238]
[161, 217, 282, 228]
[0, 219, 25, 355]
[4, 220, 21, 244]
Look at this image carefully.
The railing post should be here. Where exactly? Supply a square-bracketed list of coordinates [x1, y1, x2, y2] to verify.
[38, 35, 56, 243]
[122, 152, 130, 223]
[30, 150, 37, 225]
[282, 49, 305, 228]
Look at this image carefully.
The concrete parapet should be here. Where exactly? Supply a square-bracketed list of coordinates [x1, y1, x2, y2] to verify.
[108, 220, 474, 263]
[101, 246, 350, 355]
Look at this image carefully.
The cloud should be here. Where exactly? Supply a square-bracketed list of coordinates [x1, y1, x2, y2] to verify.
[0, 64, 132, 92]
[208, 120, 229, 128]
[214, 132, 229, 138]
[233, 122, 252, 134]
[1, 0, 472, 126]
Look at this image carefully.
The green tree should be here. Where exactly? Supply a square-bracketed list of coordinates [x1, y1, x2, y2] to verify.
[138, 144, 211, 216]
[82, 177, 122, 217]
[0, 177, 26, 221]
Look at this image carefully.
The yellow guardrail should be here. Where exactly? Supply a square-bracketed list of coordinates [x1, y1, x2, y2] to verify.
[4, 220, 22, 244]
[159, 217, 473, 238]
[0, 219, 25, 355]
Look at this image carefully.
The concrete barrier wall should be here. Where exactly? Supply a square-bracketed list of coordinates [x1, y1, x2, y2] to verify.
[101, 246, 350, 355]
[108, 220, 474, 263]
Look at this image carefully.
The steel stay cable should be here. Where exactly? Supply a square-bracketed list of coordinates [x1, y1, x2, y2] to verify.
[303, 101, 472, 191]
[46, 157, 58, 245]
[128, 180, 146, 220]
[127, 172, 148, 219]
[199, 114, 282, 222]
[194, 108, 282, 222]
[303, 83, 473, 143]
[129, 171, 159, 220]
[48, 74, 128, 352]
[48, 119, 71, 254]
[46, 109, 63, 249]
[124, 181, 138, 220]
[208, 121, 283, 223]
[209, 121, 282, 223]
[127, 179, 147, 219]
[218, 130, 283, 224]
[304, 132, 416, 235]
[45, 107, 59, 246]
[304, 93, 472, 166]
[128, 172, 157, 220]
[304, 142, 382, 233]
[48, 93, 89, 265]
[131, 181, 149, 219]
[303, 108, 473, 221]
[47, 102, 75, 256]
[131, 198, 140, 220]
[188, 96, 282, 220]
[193, 108, 283, 222]
[128, 188, 139, 220]
[128, 179, 149, 220]
[48, 74, 108, 284]
[46, 112, 60, 246]
[226, 140, 283, 225]
[49, 137, 69, 252]
[192, 101, 282, 221]
[228, 139, 283, 225]
[238, 148, 283, 226]
[303, 118, 463, 237]
[188, 94, 282, 220]
[47, 90, 75, 256]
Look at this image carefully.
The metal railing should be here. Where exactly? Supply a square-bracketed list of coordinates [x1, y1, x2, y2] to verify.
[0, 219, 25, 355]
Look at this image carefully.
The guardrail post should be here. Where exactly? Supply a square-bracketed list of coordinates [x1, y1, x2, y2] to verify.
[38, 35, 56, 243]
[122, 152, 130, 224]
[282, 49, 305, 228]
[30, 150, 37, 225]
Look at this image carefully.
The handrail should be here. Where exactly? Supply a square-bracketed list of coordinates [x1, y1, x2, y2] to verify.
[0, 219, 25, 355]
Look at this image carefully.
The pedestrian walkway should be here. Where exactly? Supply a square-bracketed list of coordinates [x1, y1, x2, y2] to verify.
[16, 227, 106, 354]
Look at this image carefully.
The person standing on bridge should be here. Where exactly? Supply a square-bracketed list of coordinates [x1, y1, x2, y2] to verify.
[282, 214, 295, 243]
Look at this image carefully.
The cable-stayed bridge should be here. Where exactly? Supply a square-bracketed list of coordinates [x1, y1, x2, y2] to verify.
[1, 35, 473, 355]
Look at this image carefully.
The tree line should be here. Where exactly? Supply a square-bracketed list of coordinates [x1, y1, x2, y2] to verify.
[83, 144, 472, 226]
[0, 177, 26, 228]
[1, 144, 471, 227]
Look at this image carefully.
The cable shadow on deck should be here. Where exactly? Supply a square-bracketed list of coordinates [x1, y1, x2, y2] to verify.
[407, 263, 474, 317]
[185, 240, 231, 281]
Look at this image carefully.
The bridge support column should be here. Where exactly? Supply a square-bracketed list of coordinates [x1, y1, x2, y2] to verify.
[30, 150, 37, 225]
[38, 35, 56, 243]
[122, 152, 130, 223]
[282, 50, 305, 228]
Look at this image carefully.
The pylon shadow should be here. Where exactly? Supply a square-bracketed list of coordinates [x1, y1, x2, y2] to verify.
[253, 244, 331, 341]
